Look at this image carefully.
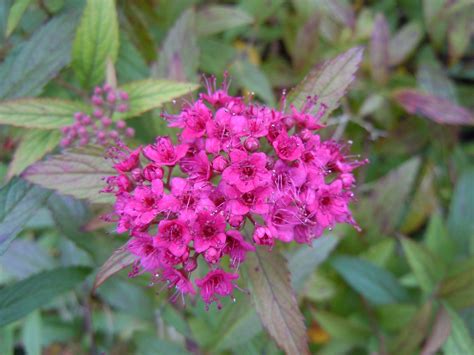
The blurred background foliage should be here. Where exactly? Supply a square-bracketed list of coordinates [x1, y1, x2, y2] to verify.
[0, 0, 473, 354]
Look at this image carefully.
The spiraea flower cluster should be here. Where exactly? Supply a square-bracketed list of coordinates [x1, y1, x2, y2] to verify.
[60, 83, 135, 148]
[104, 75, 366, 309]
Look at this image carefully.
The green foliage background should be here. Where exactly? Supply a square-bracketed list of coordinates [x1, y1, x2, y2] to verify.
[0, 0, 473, 354]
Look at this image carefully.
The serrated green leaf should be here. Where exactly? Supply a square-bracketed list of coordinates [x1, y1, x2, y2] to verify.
[8, 129, 61, 178]
[424, 213, 455, 264]
[155, 8, 199, 82]
[72, 0, 119, 88]
[401, 237, 445, 293]
[389, 22, 424, 66]
[391, 302, 433, 354]
[211, 300, 262, 351]
[5, 0, 33, 36]
[230, 60, 276, 106]
[332, 255, 409, 305]
[288, 234, 339, 291]
[287, 46, 364, 120]
[0, 11, 78, 99]
[115, 79, 199, 120]
[0, 266, 91, 326]
[196, 5, 253, 36]
[313, 310, 371, 345]
[23, 145, 114, 204]
[0, 178, 51, 255]
[246, 248, 309, 355]
[437, 258, 474, 309]
[0, 98, 86, 129]
[448, 168, 474, 255]
[21, 311, 42, 355]
[442, 304, 474, 354]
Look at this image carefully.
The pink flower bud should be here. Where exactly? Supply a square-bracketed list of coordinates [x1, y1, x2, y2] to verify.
[131, 168, 143, 182]
[79, 137, 89, 146]
[143, 164, 164, 181]
[204, 247, 221, 264]
[94, 87, 102, 95]
[103, 83, 112, 92]
[212, 155, 228, 172]
[81, 115, 92, 125]
[119, 91, 129, 101]
[299, 129, 312, 142]
[107, 92, 116, 104]
[253, 226, 274, 249]
[229, 215, 244, 228]
[93, 109, 103, 118]
[60, 126, 70, 134]
[96, 131, 106, 140]
[125, 127, 135, 137]
[60, 138, 71, 147]
[101, 116, 112, 127]
[92, 95, 103, 106]
[77, 126, 87, 135]
[117, 103, 128, 112]
[116, 120, 126, 129]
[109, 130, 119, 139]
[244, 137, 260, 152]
[74, 112, 83, 122]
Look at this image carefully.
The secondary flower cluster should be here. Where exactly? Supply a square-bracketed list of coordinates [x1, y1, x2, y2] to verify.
[104, 76, 366, 309]
[60, 83, 135, 148]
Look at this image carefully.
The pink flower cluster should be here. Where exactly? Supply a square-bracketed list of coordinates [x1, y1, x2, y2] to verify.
[104, 76, 366, 309]
[60, 84, 135, 148]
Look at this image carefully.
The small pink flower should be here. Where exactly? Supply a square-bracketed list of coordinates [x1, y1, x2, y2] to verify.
[127, 236, 161, 271]
[143, 136, 189, 166]
[224, 230, 255, 267]
[195, 269, 239, 309]
[156, 219, 192, 257]
[222, 183, 271, 215]
[273, 132, 303, 161]
[205, 108, 247, 153]
[160, 268, 196, 300]
[113, 147, 142, 173]
[169, 100, 212, 141]
[193, 211, 226, 253]
[222, 150, 270, 193]
[253, 225, 275, 248]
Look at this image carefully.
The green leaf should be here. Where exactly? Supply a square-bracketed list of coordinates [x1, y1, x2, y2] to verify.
[246, 248, 309, 355]
[442, 304, 474, 355]
[0, 266, 91, 326]
[115, 79, 199, 120]
[0, 324, 14, 355]
[230, 60, 276, 106]
[0, 98, 86, 129]
[437, 258, 474, 309]
[7, 129, 61, 178]
[196, 5, 253, 36]
[0, 11, 78, 99]
[401, 237, 445, 293]
[21, 311, 42, 355]
[448, 10, 472, 64]
[448, 168, 474, 255]
[370, 13, 390, 84]
[391, 302, 433, 354]
[0, 178, 51, 255]
[5, 0, 33, 36]
[313, 310, 371, 346]
[93, 246, 135, 291]
[288, 234, 339, 291]
[360, 239, 395, 267]
[155, 8, 199, 82]
[389, 22, 424, 66]
[424, 213, 455, 264]
[23, 145, 115, 204]
[72, 0, 119, 88]
[134, 331, 189, 355]
[377, 303, 418, 331]
[357, 157, 421, 235]
[211, 300, 262, 351]
[332, 255, 409, 305]
[287, 46, 364, 120]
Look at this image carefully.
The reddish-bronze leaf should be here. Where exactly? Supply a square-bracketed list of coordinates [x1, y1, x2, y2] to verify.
[246, 247, 309, 355]
[93, 246, 135, 291]
[393, 89, 474, 125]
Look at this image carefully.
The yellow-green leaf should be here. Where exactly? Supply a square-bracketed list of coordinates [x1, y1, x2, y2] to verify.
[7, 129, 61, 178]
[116, 79, 199, 120]
[72, 0, 119, 88]
[5, 0, 33, 37]
[0, 98, 86, 129]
